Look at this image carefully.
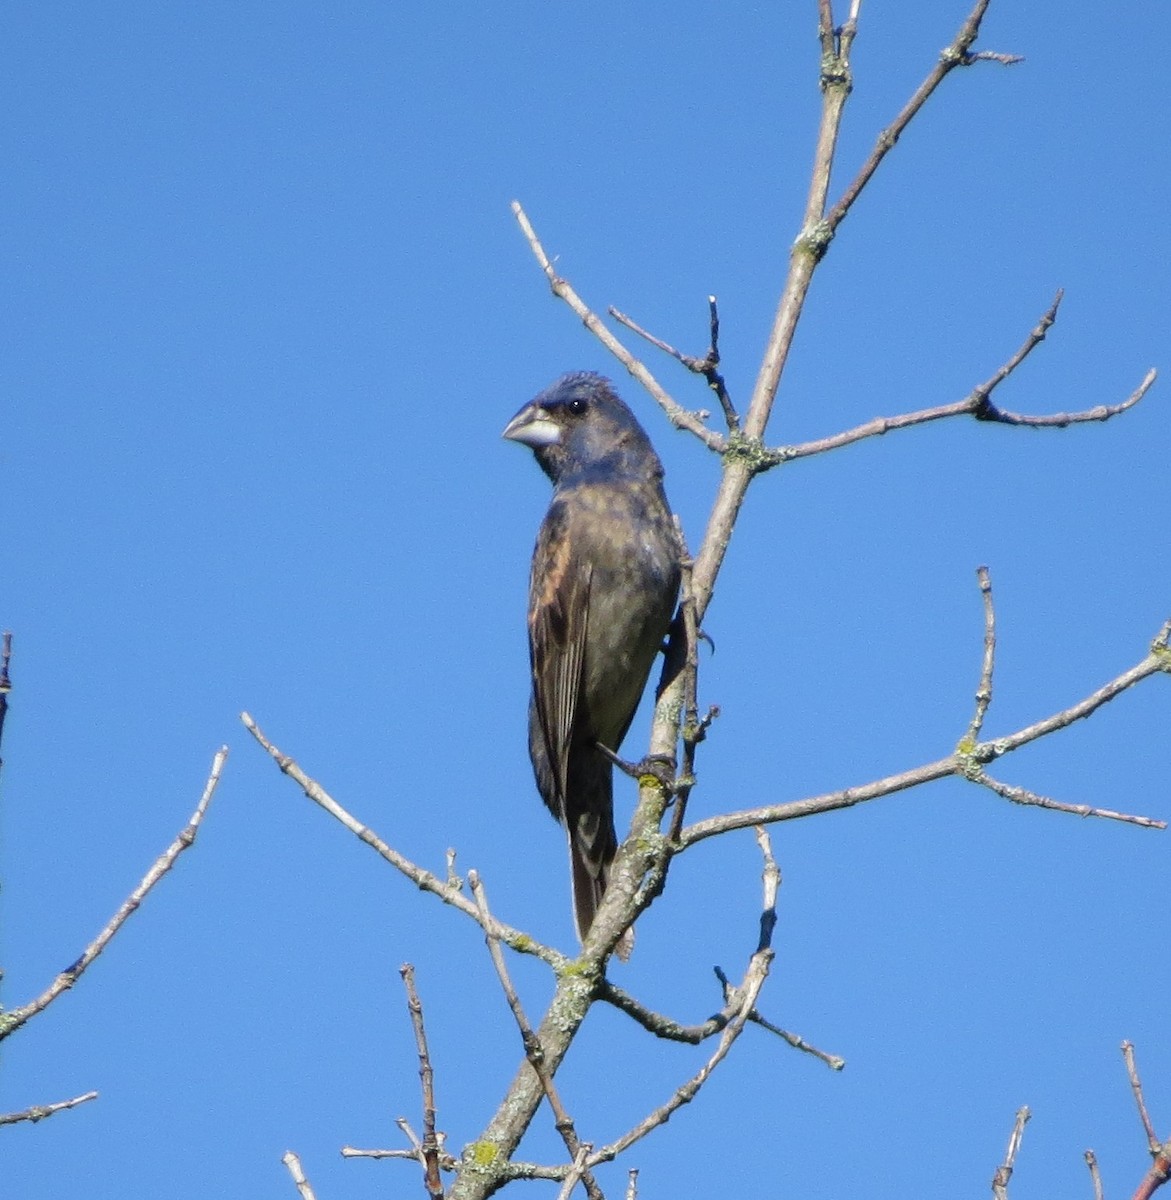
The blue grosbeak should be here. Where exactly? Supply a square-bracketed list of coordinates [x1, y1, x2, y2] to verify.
[503, 372, 680, 953]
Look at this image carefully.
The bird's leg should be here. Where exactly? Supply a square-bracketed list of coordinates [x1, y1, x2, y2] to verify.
[596, 743, 679, 792]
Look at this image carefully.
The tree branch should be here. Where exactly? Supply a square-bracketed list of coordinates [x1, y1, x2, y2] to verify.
[0, 747, 227, 1042]
[991, 1106, 1030, 1200]
[0, 630, 12, 779]
[400, 964, 445, 1200]
[964, 565, 997, 745]
[586, 829, 779, 1167]
[826, 0, 1021, 233]
[0, 1090, 99, 1127]
[470, 871, 604, 1200]
[510, 201, 726, 453]
[759, 294, 1155, 467]
[282, 1151, 319, 1200]
[1085, 1150, 1105, 1200]
[680, 622, 1168, 849]
[1124, 1040, 1163, 1153]
[1121, 1041, 1171, 1200]
[241, 713, 566, 968]
[608, 296, 739, 432]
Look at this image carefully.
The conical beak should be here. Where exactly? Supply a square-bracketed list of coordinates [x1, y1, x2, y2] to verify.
[501, 404, 561, 448]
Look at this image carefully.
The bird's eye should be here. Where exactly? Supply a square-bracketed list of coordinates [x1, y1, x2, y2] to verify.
[567, 398, 588, 416]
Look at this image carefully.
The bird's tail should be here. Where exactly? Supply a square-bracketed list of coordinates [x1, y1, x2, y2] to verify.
[569, 813, 634, 961]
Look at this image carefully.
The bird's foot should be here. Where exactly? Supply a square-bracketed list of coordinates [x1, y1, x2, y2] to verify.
[596, 744, 677, 790]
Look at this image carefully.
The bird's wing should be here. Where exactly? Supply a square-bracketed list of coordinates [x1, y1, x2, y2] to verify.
[528, 500, 592, 811]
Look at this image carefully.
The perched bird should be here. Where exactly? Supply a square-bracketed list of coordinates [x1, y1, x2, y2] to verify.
[503, 372, 680, 952]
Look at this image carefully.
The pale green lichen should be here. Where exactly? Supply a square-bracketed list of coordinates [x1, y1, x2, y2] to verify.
[795, 219, 834, 261]
[464, 1141, 500, 1171]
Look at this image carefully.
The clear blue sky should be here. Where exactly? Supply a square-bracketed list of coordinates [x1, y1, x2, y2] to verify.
[3, 3, 1168, 1198]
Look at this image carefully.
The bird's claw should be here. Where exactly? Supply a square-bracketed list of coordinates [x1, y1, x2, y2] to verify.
[596, 744, 677, 790]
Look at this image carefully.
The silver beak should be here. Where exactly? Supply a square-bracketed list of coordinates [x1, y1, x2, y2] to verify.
[501, 404, 561, 448]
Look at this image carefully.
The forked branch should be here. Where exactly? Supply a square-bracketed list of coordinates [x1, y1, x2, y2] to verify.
[680, 599, 1168, 849]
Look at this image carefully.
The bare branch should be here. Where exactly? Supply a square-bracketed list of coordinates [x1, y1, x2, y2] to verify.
[510, 201, 726, 453]
[678, 1, 1027, 645]
[745, 1007, 846, 1071]
[977, 367, 1155, 428]
[0, 746, 227, 1042]
[596, 979, 731, 1044]
[608, 296, 738, 431]
[680, 625, 1169, 848]
[588, 830, 780, 1166]
[762, 297, 1154, 467]
[0, 1090, 99, 1127]
[241, 713, 565, 968]
[554, 1146, 593, 1200]
[0, 630, 12, 777]
[991, 1106, 1030, 1200]
[1085, 1150, 1104, 1200]
[963, 565, 997, 745]
[1134, 1147, 1171, 1200]
[445, 847, 462, 890]
[400, 965, 444, 1200]
[973, 286, 1063, 397]
[600, 972, 841, 1067]
[1124, 1041, 1162, 1153]
[975, 774, 1164, 829]
[469, 871, 603, 1200]
[341, 1146, 426, 1161]
[826, 0, 1020, 233]
[397, 1118, 425, 1158]
[969, 49, 1025, 65]
[667, 530, 702, 846]
[282, 1151, 318, 1200]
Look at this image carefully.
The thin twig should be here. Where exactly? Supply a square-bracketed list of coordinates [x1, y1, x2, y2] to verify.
[705, 296, 738, 429]
[667, 529, 701, 845]
[0, 1090, 99, 1127]
[1085, 1150, 1104, 1200]
[759, 298, 1154, 467]
[626, 1168, 639, 1200]
[827, 0, 1020, 233]
[963, 566, 997, 745]
[1133, 1148, 1171, 1200]
[608, 296, 738, 431]
[511, 202, 725, 453]
[991, 1106, 1031, 1200]
[588, 829, 780, 1166]
[397, 1117, 424, 1155]
[282, 1151, 318, 1200]
[1121, 1037, 1171, 1200]
[1123, 1041, 1161, 1152]
[969, 287, 1063, 411]
[554, 1145, 593, 1200]
[342, 1145, 428, 1161]
[978, 368, 1155, 427]
[975, 774, 1164, 828]
[241, 713, 565, 968]
[469, 871, 603, 1200]
[680, 625, 1170, 848]
[746, 1008, 846, 1071]
[0, 630, 12, 777]
[0, 747, 228, 1042]
[400, 965, 444, 1200]
[497, 1162, 579, 1184]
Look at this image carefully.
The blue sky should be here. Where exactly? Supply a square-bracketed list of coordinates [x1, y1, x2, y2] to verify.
[3, 3, 1168, 1198]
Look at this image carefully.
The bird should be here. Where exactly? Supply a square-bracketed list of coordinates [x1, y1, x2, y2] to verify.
[503, 371, 680, 954]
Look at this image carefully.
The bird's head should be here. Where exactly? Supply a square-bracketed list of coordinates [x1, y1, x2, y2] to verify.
[502, 372, 661, 486]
